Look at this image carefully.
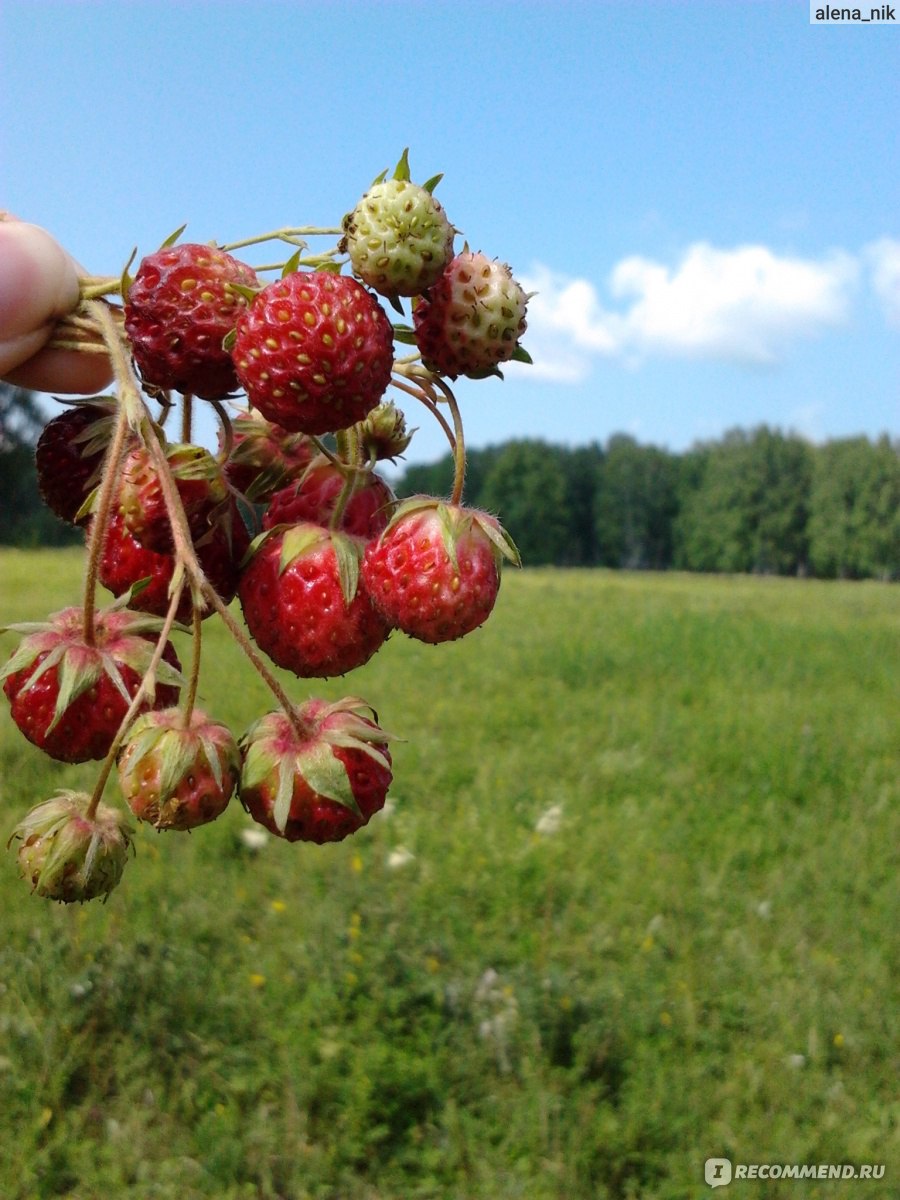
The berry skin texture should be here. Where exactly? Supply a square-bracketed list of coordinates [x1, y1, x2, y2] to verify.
[35, 398, 118, 525]
[413, 251, 528, 380]
[98, 504, 248, 624]
[342, 177, 455, 298]
[0, 605, 182, 763]
[231, 271, 395, 435]
[239, 524, 391, 679]
[9, 791, 134, 903]
[238, 699, 393, 844]
[362, 498, 520, 644]
[118, 707, 240, 831]
[117, 442, 229, 554]
[124, 242, 259, 400]
[263, 458, 395, 539]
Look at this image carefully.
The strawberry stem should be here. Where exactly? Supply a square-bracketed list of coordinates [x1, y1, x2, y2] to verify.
[84, 580, 185, 821]
[212, 400, 233, 465]
[79, 305, 141, 647]
[390, 372, 457, 455]
[181, 605, 203, 729]
[200, 583, 311, 740]
[181, 394, 193, 444]
[217, 226, 343, 254]
[78, 274, 122, 300]
[429, 376, 466, 505]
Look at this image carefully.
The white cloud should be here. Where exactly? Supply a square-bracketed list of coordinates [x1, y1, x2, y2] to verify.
[865, 238, 900, 327]
[610, 243, 856, 364]
[513, 241, 863, 382]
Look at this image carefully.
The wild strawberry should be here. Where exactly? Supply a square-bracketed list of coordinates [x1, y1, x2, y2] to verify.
[262, 457, 395, 539]
[0, 604, 182, 763]
[98, 504, 248, 623]
[341, 151, 455, 298]
[413, 251, 529, 379]
[231, 270, 395, 435]
[239, 524, 391, 678]
[118, 707, 239, 831]
[34, 397, 119, 525]
[117, 442, 229, 554]
[9, 791, 134, 903]
[362, 497, 520, 643]
[124, 242, 259, 399]
[238, 698, 393, 843]
[223, 409, 313, 502]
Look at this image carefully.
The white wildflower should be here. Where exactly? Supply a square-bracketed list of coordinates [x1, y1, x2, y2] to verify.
[386, 846, 415, 870]
[535, 804, 563, 835]
[240, 827, 269, 852]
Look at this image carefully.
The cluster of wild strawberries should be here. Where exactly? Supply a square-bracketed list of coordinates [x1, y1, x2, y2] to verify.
[1, 152, 529, 902]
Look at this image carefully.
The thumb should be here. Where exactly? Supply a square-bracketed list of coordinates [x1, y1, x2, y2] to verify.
[0, 216, 112, 393]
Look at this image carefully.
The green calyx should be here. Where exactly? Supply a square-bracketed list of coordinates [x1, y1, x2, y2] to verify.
[119, 709, 239, 814]
[9, 791, 135, 903]
[376, 497, 522, 572]
[0, 604, 186, 733]
[239, 700, 394, 835]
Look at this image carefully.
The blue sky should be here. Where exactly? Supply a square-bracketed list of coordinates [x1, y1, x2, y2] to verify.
[2, 0, 897, 465]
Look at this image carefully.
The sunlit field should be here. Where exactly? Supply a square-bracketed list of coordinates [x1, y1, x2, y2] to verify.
[0, 549, 897, 1199]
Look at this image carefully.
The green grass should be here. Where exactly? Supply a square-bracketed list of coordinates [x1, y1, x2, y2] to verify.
[0, 551, 897, 1199]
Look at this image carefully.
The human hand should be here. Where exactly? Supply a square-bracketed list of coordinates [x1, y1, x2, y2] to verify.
[0, 214, 112, 394]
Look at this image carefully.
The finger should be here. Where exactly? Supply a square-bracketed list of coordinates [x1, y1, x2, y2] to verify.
[0, 218, 112, 391]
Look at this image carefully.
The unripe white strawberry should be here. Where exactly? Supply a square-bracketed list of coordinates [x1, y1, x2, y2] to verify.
[341, 151, 455, 298]
[9, 791, 134, 903]
[413, 251, 530, 380]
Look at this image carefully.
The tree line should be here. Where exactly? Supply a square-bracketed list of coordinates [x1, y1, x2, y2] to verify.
[397, 428, 900, 580]
[2, 383, 898, 578]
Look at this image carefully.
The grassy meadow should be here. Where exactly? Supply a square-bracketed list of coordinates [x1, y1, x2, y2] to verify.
[0, 548, 897, 1199]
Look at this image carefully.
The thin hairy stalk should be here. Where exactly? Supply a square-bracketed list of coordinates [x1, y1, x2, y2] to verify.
[181, 605, 203, 728]
[78, 275, 122, 300]
[309, 435, 349, 471]
[218, 226, 343, 254]
[85, 580, 185, 820]
[390, 373, 456, 455]
[211, 399, 233, 464]
[429, 375, 467, 505]
[77, 305, 147, 646]
[181, 394, 193, 444]
[46, 339, 110, 354]
[201, 584, 310, 739]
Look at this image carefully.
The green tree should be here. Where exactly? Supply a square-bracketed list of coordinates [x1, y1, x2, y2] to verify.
[0, 383, 79, 546]
[479, 440, 571, 565]
[594, 435, 679, 569]
[808, 436, 900, 580]
[674, 427, 812, 575]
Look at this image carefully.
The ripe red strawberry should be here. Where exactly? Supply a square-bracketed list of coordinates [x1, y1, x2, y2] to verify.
[1, 604, 182, 763]
[223, 409, 313, 502]
[413, 251, 529, 380]
[118, 707, 240, 831]
[124, 242, 259, 399]
[362, 497, 520, 643]
[98, 504, 248, 623]
[10, 791, 135, 903]
[231, 270, 395, 435]
[238, 698, 393, 843]
[34, 397, 119, 525]
[117, 442, 229, 554]
[239, 523, 391, 678]
[262, 457, 395, 539]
